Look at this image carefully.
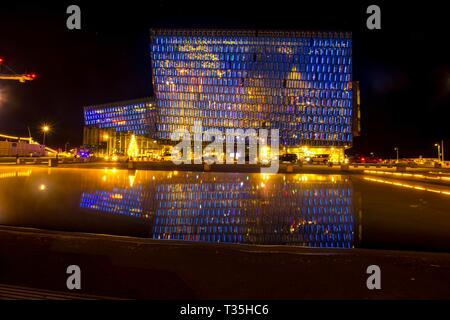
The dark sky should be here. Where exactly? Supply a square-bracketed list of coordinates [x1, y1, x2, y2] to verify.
[0, 0, 449, 158]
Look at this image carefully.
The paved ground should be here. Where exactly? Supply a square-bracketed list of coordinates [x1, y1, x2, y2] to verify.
[3, 161, 450, 189]
[0, 283, 119, 300]
[2, 158, 450, 174]
[1, 226, 450, 299]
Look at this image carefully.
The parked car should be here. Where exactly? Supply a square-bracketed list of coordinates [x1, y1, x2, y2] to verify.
[280, 153, 298, 164]
[306, 154, 329, 165]
[162, 151, 173, 161]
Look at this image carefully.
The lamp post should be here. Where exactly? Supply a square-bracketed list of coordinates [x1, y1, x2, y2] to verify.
[42, 125, 50, 145]
[442, 140, 445, 163]
[394, 147, 399, 163]
[434, 143, 441, 163]
[103, 134, 110, 156]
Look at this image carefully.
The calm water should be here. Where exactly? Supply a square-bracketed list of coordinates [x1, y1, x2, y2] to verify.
[1, 167, 450, 252]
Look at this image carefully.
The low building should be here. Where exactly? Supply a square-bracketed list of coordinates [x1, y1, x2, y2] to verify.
[0, 133, 45, 157]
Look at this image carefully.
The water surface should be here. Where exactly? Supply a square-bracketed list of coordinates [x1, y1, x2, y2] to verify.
[1, 167, 449, 252]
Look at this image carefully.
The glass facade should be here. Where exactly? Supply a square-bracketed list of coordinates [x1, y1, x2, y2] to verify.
[84, 98, 156, 136]
[150, 29, 353, 147]
[83, 98, 158, 154]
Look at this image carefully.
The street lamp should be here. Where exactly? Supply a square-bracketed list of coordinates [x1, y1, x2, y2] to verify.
[103, 134, 110, 156]
[41, 125, 50, 145]
[442, 140, 445, 163]
[434, 143, 441, 163]
[394, 147, 399, 163]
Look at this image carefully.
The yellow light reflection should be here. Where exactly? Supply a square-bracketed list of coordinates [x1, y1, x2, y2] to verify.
[365, 170, 450, 183]
[129, 174, 136, 187]
[364, 177, 450, 197]
[0, 170, 32, 179]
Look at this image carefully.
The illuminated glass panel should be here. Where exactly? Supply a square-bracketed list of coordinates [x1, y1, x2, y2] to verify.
[150, 29, 353, 146]
[84, 98, 155, 136]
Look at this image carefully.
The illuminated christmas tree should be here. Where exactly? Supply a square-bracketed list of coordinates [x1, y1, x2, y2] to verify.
[127, 134, 139, 158]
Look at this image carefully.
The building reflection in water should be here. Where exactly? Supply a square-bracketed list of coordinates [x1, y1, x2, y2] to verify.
[79, 170, 356, 248]
[80, 186, 151, 219]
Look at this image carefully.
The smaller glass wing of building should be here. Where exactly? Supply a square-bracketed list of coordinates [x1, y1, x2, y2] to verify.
[83, 98, 157, 155]
[84, 98, 156, 136]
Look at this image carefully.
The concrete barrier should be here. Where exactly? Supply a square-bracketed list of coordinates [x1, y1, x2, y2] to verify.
[48, 159, 58, 167]
[204, 164, 210, 171]
[127, 161, 135, 169]
[340, 164, 350, 171]
[287, 165, 294, 173]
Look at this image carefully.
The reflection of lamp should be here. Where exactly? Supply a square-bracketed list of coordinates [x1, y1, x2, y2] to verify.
[128, 170, 137, 187]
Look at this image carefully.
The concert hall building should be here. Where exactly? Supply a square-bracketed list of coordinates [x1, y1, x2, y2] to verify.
[83, 29, 360, 161]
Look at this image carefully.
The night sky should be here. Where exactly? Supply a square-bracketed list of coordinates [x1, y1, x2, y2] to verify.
[0, 0, 449, 158]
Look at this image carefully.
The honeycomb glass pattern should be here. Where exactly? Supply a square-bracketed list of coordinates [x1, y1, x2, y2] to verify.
[150, 29, 353, 146]
[84, 99, 153, 135]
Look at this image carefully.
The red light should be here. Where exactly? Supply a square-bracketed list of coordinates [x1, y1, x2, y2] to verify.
[361, 157, 366, 162]
[0, 57, 3, 64]
[31, 73, 36, 78]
